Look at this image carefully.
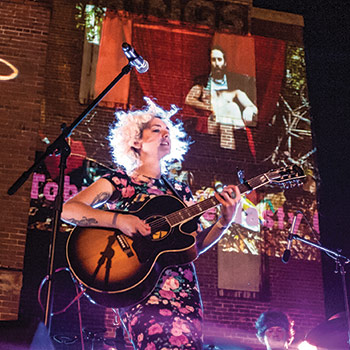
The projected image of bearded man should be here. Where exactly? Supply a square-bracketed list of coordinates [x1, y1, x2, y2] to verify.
[186, 46, 257, 129]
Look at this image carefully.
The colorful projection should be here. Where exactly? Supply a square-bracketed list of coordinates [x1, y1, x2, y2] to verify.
[27, 12, 319, 300]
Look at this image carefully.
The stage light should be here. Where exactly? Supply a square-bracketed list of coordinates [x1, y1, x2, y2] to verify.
[298, 340, 317, 350]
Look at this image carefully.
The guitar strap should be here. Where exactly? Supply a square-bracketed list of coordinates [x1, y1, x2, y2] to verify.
[161, 176, 183, 201]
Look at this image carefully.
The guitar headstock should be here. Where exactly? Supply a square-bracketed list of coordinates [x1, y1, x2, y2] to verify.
[267, 165, 306, 189]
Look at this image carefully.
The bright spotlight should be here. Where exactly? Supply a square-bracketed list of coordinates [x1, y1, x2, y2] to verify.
[298, 340, 317, 350]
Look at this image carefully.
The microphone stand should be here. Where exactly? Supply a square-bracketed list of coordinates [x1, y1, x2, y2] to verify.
[288, 233, 350, 349]
[7, 63, 133, 334]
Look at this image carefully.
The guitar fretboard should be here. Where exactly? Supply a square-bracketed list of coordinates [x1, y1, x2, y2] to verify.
[166, 172, 271, 227]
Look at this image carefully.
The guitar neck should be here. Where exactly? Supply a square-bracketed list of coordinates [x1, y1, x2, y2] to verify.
[166, 172, 271, 227]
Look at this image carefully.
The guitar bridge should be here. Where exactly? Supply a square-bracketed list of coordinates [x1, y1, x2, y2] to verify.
[115, 233, 134, 258]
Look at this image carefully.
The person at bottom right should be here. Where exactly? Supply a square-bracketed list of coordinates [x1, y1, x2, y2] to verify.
[255, 310, 295, 350]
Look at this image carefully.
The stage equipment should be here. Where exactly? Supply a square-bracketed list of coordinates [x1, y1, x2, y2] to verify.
[282, 214, 298, 263]
[7, 43, 147, 334]
[286, 234, 350, 349]
[306, 312, 348, 349]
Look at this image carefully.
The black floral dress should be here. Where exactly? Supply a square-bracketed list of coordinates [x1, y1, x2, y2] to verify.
[104, 170, 204, 350]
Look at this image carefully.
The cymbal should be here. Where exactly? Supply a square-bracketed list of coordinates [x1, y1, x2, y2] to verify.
[306, 312, 350, 349]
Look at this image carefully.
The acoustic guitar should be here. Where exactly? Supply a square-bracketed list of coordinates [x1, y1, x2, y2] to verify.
[66, 165, 305, 308]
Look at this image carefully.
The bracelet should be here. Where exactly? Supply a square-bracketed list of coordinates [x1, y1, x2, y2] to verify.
[112, 212, 119, 227]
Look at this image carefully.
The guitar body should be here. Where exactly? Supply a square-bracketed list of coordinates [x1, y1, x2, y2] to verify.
[66, 195, 199, 308]
[66, 165, 305, 308]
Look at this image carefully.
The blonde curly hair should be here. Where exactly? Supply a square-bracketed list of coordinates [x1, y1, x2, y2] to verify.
[108, 97, 191, 175]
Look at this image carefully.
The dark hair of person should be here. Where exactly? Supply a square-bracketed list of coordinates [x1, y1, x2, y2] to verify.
[255, 310, 295, 344]
[209, 45, 226, 61]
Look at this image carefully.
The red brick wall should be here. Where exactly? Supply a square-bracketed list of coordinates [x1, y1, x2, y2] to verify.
[0, 0, 51, 319]
[0, 0, 326, 348]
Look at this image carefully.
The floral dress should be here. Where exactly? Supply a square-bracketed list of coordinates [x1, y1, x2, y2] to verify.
[104, 170, 204, 350]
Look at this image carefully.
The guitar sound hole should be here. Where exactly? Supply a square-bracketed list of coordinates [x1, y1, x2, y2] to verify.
[146, 215, 170, 241]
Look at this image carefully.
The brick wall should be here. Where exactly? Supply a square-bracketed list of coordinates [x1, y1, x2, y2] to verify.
[0, 0, 51, 320]
[0, 0, 326, 348]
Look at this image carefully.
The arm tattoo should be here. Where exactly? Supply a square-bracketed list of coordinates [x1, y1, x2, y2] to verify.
[90, 192, 110, 208]
[66, 216, 98, 227]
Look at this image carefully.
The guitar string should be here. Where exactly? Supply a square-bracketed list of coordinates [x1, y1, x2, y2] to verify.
[146, 177, 255, 231]
[143, 170, 298, 232]
[147, 197, 218, 232]
[150, 174, 266, 230]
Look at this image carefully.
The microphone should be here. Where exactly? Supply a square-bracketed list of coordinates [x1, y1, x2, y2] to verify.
[282, 215, 297, 264]
[122, 42, 149, 73]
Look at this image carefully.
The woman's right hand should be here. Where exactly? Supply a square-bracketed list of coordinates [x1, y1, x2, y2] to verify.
[115, 214, 151, 238]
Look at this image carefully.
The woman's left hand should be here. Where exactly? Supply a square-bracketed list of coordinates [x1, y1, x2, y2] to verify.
[214, 185, 241, 226]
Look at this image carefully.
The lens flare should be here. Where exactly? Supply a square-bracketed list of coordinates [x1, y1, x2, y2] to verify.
[298, 340, 317, 350]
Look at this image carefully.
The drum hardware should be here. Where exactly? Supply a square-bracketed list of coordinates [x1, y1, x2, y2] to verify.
[286, 234, 350, 349]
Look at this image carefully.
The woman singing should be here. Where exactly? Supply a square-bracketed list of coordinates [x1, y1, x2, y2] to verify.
[62, 97, 241, 349]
